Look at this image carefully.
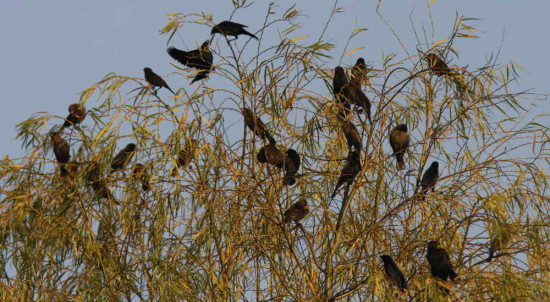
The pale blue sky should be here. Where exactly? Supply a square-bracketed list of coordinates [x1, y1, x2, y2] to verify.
[0, 0, 548, 157]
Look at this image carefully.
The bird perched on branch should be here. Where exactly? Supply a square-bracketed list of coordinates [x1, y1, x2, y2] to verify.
[283, 200, 309, 224]
[427, 241, 458, 287]
[167, 41, 213, 84]
[172, 139, 199, 176]
[351, 57, 368, 84]
[241, 107, 275, 144]
[283, 148, 300, 186]
[86, 162, 113, 200]
[346, 80, 372, 122]
[343, 120, 362, 152]
[380, 255, 408, 292]
[257, 143, 284, 169]
[425, 53, 455, 77]
[333, 66, 351, 117]
[330, 150, 362, 199]
[50, 132, 70, 177]
[61, 103, 86, 130]
[144, 67, 175, 95]
[132, 163, 151, 191]
[419, 161, 439, 200]
[110, 143, 136, 174]
[211, 21, 258, 40]
[389, 124, 410, 170]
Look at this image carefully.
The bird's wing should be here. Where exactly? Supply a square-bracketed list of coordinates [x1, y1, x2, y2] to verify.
[167, 47, 189, 65]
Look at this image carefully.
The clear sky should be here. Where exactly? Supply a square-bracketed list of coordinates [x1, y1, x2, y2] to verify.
[0, 0, 548, 158]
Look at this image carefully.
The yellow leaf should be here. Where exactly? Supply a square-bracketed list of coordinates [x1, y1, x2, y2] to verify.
[432, 38, 447, 48]
[345, 47, 364, 56]
[289, 36, 307, 43]
[429, 0, 438, 4]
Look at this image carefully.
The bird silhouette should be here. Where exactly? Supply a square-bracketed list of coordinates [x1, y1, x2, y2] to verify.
[425, 53, 455, 77]
[167, 41, 213, 84]
[257, 143, 284, 169]
[427, 241, 458, 284]
[283, 200, 309, 224]
[172, 139, 199, 176]
[342, 120, 362, 152]
[110, 143, 137, 173]
[144, 67, 175, 94]
[351, 57, 367, 84]
[330, 150, 362, 199]
[50, 132, 70, 177]
[211, 21, 258, 40]
[283, 148, 300, 186]
[380, 255, 408, 291]
[61, 103, 86, 130]
[389, 124, 410, 170]
[420, 161, 439, 200]
[241, 108, 275, 144]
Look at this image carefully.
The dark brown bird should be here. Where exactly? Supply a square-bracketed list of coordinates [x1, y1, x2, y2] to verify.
[427, 241, 458, 282]
[283, 148, 300, 186]
[345, 80, 372, 122]
[389, 124, 410, 170]
[86, 162, 113, 199]
[167, 41, 213, 84]
[283, 200, 309, 224]
[50, 132, 70, 177]
[241, 108, 275, 144]
[425, 53, 454, 77]
[257, 143, 284, 169]
[110, 143, 136, 173]
[380, 255, 408, 291]
[171, 139, 198, 176]
[330, 150, 362, 199]
[61, 103, 86, 129]
[144, 67, 175, 94]
[420, 161, 439, 199]
[132, 163, 151, 191]
[211, 21, 258, 40]
[343, 120, 362, 151]
[351, 57, 367, 84]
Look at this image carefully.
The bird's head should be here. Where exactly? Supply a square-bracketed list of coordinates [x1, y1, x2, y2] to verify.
[380, 255, 392, 264]
[431, 161, 439, 169]
[296, 199, 308, 209]
[126, 143, 137, 151]
[396, 124, 408, 132]
[356, 58, 365, 66]
[143, 67, 152, 73]
[334, 66, 345, 76]
[427, 240, 440, 250]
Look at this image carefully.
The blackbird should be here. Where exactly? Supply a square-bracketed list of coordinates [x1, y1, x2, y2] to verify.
[50, 132, 70, 177]
[86, 162, 113, 199]
[211, 21, 258, 40]
[427, 241, 458, 282]
[283, 148, 301, 186]
[345, 80, 372, 122]
[132, 163, 151, 191]
[241, 108, 275, 144]
[172, 139, 198, 176]
[257, 143, 284, 169]
[61, 103, 86, 129]
[110, 143, 136, 173]
[144, 67, 175, 94]
[425, 53, 454, 77]
[167, 41, 213, 84]
[420, 161, 439, 199]
[351, 57, 367, 84]
[330, 150, 362, 199]
[389, 124, 410, 170]
[283, 200, 309, 224]
[342, 120, 362, 152]
[380, 255, 408, 291]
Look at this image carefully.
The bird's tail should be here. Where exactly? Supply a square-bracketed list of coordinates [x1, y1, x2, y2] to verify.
[449, 270, 458, 281]
[171, 166, 179, 177]
[142, 181, 151, 192]
[396, 154, 405, 170]
[241, 29, 258, 40]
[60, 165, 69, 177]
[166, 85, 176, 95]
[487, 250, 495, 262]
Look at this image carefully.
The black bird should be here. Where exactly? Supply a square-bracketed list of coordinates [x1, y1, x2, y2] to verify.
[257, 143, 284, 169]
[86, 162, 113, 200]
[61, 103, 86, 129]
[283, 200, 309, 224]
[330, 150, 362, 199]
[283, 148, 300, 186]
[110, 143, 136, 173]
[351, 57, 367, 84]
[241, 108, 275, 144]
[211, 21, 258, 40]
[132, 163, 151, 191]
[427, 241, 458, 282]
[172, 139, 199, 176]
[420, 161, 439, 199]
[425, 53, 454, 77]
[389, 124, 410, 170]
[144, 67, 175, 94]
[346, 80, 372, 122]
[380, 255, 408, 291]
[333, 66, 350, 105]
[342, 120, 362, 152]
[167, 41, 213, 84]
[50, 132, 70, 177]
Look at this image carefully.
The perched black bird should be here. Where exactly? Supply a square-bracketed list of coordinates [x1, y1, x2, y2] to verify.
[342, 120, 362, 152]
[257, 144, 284, 169]
[389, 124, 410, 170]
[283, 200, 309, 224]
[427, 241, 458, 282]
[172, 139, 198, 176]
[425, 53, 454, 77]
[420, 161, 439, 199]
[167, 41, 213, 84]
[86, 162, 113, 200]
[333, 66, 350, 104]
[144, 67, 175, 95]
[346, 80, 372, 122]
[330, 150, 362, 199]
[110, 143, 136, 173]
[211, 21, 258, 40]
[132, 163, 151, 191]
[380, 255, 408, 291]
[61, 103, 86, 129]
[241, 108, 275, 144]
[50, 132, 71, 177]
[283, 148, 301, 186]
[351, 57, 367, 84]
